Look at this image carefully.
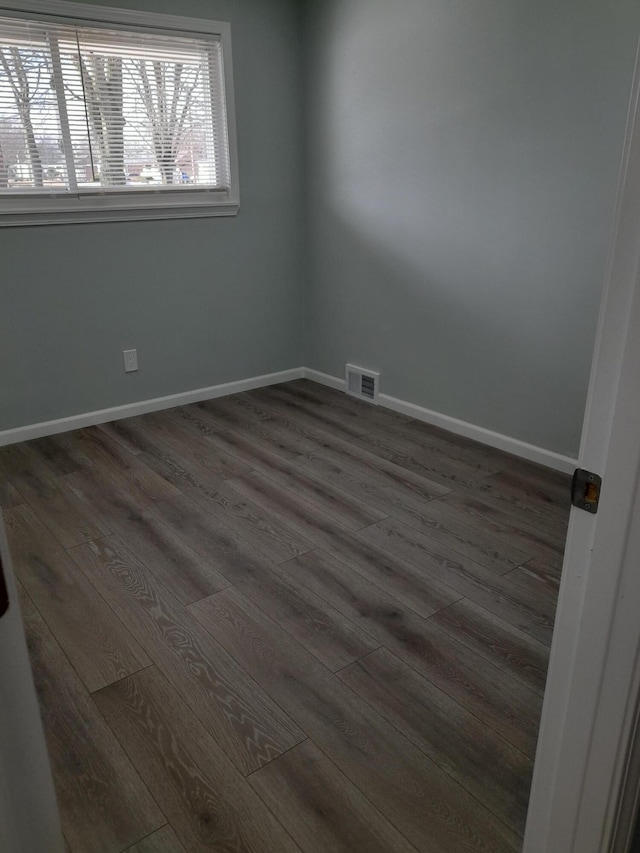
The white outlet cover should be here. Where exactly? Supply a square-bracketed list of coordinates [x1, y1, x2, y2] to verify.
[123, 349, 138, 372]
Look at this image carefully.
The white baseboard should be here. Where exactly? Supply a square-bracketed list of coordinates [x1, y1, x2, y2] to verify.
[0, 368, 304, 447]
[303, 368, 347, 392]
[0, 364, 578, 473]
[303, 368, 577, 474]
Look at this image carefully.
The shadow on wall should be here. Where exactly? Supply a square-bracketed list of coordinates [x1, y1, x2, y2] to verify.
[308, 197, 595, 457]
[303, 0, 637, 458]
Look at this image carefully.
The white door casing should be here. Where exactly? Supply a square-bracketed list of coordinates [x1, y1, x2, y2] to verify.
[0, 516, 64, 853]
[523, 33, 640, 853]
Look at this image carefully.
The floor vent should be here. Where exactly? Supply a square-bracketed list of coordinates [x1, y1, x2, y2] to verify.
[345, 364, 380, 403]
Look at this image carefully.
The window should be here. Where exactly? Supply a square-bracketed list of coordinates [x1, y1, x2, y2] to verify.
[0, 0, 238, 225]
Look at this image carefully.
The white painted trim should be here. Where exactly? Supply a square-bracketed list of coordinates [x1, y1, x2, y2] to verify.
[0, 516, 65, 852]
[0, 368, 304, 447]
[304, 368, 347, 391]
[378, 393, 576, 474]
[0, 203, 240, 228]
[1, 364, 577, 472]
[303, 368, 577, 474]
[0, 0, 228, 35]
[523, 27, 640, 853]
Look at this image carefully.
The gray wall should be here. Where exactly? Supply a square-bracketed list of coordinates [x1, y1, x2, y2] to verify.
[303, 0, 640, 456]
[0, 0, 305, 431]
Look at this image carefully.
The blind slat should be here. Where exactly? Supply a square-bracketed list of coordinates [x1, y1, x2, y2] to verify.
[0, 14, 229, 193]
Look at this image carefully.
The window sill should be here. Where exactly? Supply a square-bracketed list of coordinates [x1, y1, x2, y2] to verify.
[0, 197, 240, 227]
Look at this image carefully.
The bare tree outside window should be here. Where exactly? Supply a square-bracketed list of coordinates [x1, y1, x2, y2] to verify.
[0, 138, 7, 188]
[0, 46, 49, 187]
[75, 52, 126, 186]
[129, 59, 201, 184]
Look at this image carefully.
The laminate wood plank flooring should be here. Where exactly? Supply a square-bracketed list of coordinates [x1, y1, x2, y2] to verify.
[6, 503, 151, 692]
[68, 535, 305, 776]
[63, 463, 229, 605]
[124, 826, 185, 853]
[0, 443, 110, 547]
[248, 739, 418, 853]
[509, 559, 562, 599]
[168, 406, 389, 530]
[190, 587, 520, 853]
[16, 583, 163, 853]
[3, 379, 571, 852]
[147, 493, 380, 672]
[94, 667, 301, 852]
[65, 427, 182, 502]
[277, 549, 543, 758]
[358, 518, 555, 645]
[0, 476, 22, 508]
[24, 432, 92, 477]
[338, 648, 533, 834]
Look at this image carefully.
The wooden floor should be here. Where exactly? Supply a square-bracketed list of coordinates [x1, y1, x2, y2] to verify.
[1, 380, 570, 853]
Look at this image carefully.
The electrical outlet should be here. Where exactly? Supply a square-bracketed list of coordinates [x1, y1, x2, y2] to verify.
[123, 349, 138, 373]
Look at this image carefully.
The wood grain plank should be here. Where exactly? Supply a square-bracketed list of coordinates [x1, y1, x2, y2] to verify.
[439, 490, 566, 565]
[17, 583, 163, 853]
[164, 473, 315, 565]
[0, 443, 110, 548]
[339, 648, 533, 836]
[430, 598, 550, 695]
[131, 411, 253, 481]
[68, 535, 304, 775]
[294, 448, 448, 528]
[24, 433, 91, 476]
[351, 428, 492, 489]
[99, 415, 249, 486]
[273, 382, 411, 438]
[507, 560, 562, 601]
[226, 474, 462, 619]
[97, 421, 144, 455]
[221, 470, 356, 548]
[249, 739, 418, 853]
[66, 427, 181, 501]
[359, 518, 555, 645]
[95, 668, 301, 853]
[493, 465, 572, 509]
[197, 394, 296, 439]
[6, 503, 150, 692]
[279, 549, 543, 757]
[124, 826, 185, 853]
[250, 385, 370, 439]
[109, 418, 315, 566]
[458, 469, 570, 532]
[240, 392, 456, 505]
[170, 407, 388, 531]
[64, 466, 229, 605]
[383, 493, 533, 575]
[0, 475, 22, 508]
[146, 495, 380, 671]
[282, 379, 412, 430]
[369, 416, 509, 478]
[181, 398, 319, 459]
[190, 587, 521, 853]
[146, 454, 316, 565]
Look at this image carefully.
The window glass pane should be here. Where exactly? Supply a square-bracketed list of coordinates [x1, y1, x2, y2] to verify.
[0, 18, 68, 192]
[0, 7, 237, 219]
[59, 27, 221, 189]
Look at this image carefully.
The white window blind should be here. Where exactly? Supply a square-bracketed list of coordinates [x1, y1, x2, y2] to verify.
[0, 4, 237, 222]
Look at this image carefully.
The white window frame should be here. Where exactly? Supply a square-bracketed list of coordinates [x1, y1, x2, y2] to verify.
[0, 0, 239, 226]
